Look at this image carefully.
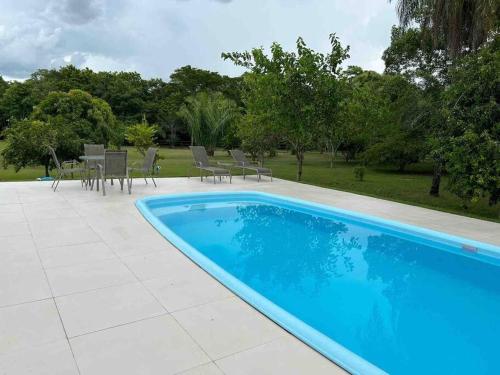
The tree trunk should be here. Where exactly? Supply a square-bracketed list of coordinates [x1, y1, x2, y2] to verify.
[44, 162, 50, 178]
[429, 162, 442, 197]
[296, 150, 304, 181]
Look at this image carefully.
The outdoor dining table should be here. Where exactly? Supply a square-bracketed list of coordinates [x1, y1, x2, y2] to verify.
[79, 155, 105, 191]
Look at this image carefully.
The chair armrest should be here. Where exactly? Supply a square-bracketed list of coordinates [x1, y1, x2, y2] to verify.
[62, 160, 80, 168]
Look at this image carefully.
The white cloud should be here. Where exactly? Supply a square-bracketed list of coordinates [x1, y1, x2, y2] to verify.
[0, 0, 398, 80]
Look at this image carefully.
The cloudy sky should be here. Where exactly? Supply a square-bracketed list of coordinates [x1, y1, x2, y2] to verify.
[0, 0, 398, 81]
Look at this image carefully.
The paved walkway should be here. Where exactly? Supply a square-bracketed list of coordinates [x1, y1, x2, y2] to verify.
[0, 177, 498, 375]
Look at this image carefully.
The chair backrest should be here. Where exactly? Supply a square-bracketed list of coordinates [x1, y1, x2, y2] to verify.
[84, 144, 105, 156]
[84, 144, 105, 169]
[103, 150, 127, 177]
[190, 146, 210, 167]
[142, 147, 158, 170]
[230, 149, 248, 166]
[48, 146, 61, 170]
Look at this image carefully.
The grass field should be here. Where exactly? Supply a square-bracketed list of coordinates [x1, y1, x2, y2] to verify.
[1, 141, 498, 222]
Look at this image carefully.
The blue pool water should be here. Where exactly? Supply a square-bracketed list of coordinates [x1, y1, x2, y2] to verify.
[137, 192, 500, 375]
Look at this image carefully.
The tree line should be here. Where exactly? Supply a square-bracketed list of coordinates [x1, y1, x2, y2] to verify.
[0, 0, 498, 209]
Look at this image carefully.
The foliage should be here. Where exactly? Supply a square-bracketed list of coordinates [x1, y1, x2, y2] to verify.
[1, 120, 56, 176]
[0, 65, 243, 147]
[124, 116, 158, 156]
[178, 91, 239, 155]
[392, 0, 499, 55]
[442, 38, 500, 206]
[446, 130, 499, 206]
[223, 34, 349, 180]
[31, 89, 118, 160]
[353, 166, 366, 181]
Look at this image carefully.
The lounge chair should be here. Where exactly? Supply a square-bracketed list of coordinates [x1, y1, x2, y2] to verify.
[230, 149, 272, 181]
[129, 147, 158, 187]
[48, 146, 86, 191]
[190, 146, 232, 184]
[97, 150, 131, 196]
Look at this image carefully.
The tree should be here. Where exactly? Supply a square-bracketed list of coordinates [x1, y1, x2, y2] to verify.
[125, 116, 158, 156]
[2, 120, 56, 177]
[223, 34, 349, 180]
[392, 0, 499, 56]
[383, 26, 448, 195]
[32, 89, 119, 162]
[178, 91, 239, 156]
[442, 38, 499, 207]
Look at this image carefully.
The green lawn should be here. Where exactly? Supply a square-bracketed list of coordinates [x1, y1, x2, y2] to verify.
[1, 141, 498, 222]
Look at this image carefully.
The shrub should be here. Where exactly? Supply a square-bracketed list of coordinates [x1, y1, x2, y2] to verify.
[353, 166, 366, 181]
[124, 117, 158, 156]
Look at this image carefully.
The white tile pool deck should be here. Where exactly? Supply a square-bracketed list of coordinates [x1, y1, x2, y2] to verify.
[0, 177, 498, 375]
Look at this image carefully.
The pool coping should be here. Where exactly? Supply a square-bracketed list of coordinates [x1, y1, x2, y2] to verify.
[136, 190, 500, 375]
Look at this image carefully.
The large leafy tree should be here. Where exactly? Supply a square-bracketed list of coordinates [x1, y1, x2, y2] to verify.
[223, 34, 349, 180]
[31, 89, 119, 161]
[3, 89, 119, 176]
[383, 26, 448, 195]
[442, 39, 499, 206]
[178, 91, 239, 155]
[392, 0, 499, 56]
[2, 120, 56, 177]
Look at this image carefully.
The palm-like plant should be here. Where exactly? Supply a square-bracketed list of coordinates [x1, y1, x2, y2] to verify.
[393, 0, 499, 55]
[178, 91, 239, 155]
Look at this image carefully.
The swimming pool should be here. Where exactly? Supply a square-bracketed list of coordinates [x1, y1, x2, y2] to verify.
[136, 191, 500, 374]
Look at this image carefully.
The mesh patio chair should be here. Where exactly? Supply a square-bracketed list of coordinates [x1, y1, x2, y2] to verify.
[84, 144, 104, 188]
[97, 150, 131, 196]
[230, 149, 272, 181]
[128, 147, 158, 187]
[189, 146, 231, 184]
[48, 146, 85, 192]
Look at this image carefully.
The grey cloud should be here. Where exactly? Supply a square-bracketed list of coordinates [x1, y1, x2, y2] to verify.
[48, 0, 103, 25]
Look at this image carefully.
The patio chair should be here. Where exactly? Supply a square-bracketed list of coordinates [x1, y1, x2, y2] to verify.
[128, 147, 158, 187]
[84, 143, 104, 187]
[189, 146, 232, 184]
[97, 150, 131, 196]
[48, 146, 85, 192]
[230, 149, 272, 181]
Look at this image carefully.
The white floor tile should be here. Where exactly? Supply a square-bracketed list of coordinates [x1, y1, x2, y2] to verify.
[144, 267, 232, 312]
[121, 250, 194, 281]
[0, 300, 66, 355]
[56, 282, 165, 337]
[178, 362, 224, 375]
[0, 339, 79, 375]
[172, 297, 284, 359]
[39, 241, 117, 269]
[46, 259, 137, 296]
[0, 267, 52, 307]
[216, 336, 346, 375]
[30, 217, 101, 248]
[70, 315, 210, 375]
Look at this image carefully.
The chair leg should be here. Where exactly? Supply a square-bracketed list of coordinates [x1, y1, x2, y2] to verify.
[54, 174, 62, 192]
[51, 173, 58, 188]
[143, 173, 148, 184]
[101, 171, 106, 196]
[213, 174, 216, 184]
[119, 178, 124, 191]
[127, 175, 131, 194]
[151, 175, 157, 187]
[229, 172, 232, 184]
